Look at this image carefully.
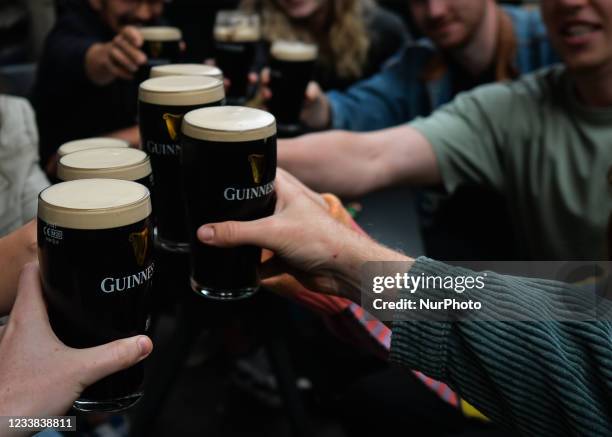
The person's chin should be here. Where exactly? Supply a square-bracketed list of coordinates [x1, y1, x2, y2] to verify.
[434, 34, 468, 51]
[564, 53, 610, 72]
[287, 8, 316, 19]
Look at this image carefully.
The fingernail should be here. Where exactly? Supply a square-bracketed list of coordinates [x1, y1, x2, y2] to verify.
[198, 226, 215, 242]
[137, 336, 150, 356]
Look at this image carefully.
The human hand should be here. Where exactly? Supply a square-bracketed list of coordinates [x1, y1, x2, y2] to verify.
[85, 25, 147, 86]
[258, 70, 329, 129]
[299, 81, 331, 130]
[197, 169, 408, 301]
[0, 263, 153, 421]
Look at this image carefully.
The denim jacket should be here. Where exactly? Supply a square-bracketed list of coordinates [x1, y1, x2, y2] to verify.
[329, 6, 559, 131]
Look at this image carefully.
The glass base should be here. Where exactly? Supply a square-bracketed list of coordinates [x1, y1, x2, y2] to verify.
[73, 392, 142, 413]
[156, 236, 190, 254]
[190, 277, 259, 301]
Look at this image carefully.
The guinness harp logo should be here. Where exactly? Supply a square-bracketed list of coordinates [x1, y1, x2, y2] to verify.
[163, 113, 183, 141]
[149, 41, 163, 58]
[129, 227, 150, 266]
[248, 154, 265, 184]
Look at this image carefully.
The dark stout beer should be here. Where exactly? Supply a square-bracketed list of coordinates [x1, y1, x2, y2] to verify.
[268, 41, 317, 132]
[57, 137, 130, 158]
[138, 75, 225, 252]
[137, 26, 182, 84]
[150, 63, 223, 81]
[213, 12, 260, 103]
[57, 148, 153, 191]
[38, 179, 154, 412]
[180, 106, 276, 300]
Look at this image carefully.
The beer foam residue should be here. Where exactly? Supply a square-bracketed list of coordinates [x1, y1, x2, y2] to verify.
[182, 106, 276, 142]
[139, 26, 182, 41]
[271, 41, 318, 62]
[58, 137, 129, 157]
[150, 63, 223, 80]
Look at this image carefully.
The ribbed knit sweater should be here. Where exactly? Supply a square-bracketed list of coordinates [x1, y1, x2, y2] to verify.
[390, 257, 612, 437]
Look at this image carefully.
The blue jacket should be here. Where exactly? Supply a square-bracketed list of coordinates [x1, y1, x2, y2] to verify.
[329, 6, 559, 131]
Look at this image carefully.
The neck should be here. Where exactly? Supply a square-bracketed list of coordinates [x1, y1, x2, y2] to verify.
[307, 2, 331, 34]
[572, 62, 612, 107]
[450, 2, 498, 77]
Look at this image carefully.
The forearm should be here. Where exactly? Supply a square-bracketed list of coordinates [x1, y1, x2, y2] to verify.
[0, 221, 37, 316]
[278, 130, 377, 197]
[332, 229, 412, 312]
[279, 125, 441, 198]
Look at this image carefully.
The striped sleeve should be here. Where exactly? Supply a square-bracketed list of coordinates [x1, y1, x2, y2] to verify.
[389, 257, 612, 436]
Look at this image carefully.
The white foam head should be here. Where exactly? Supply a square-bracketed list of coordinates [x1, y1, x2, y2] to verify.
[139, 26, 182, 41]
[150, 63, 224, 80]
[182, 106, 276, 142]
[58, 138, 129, 157]
[271, 41, 318, 62]
[214, 26, 260, 42]
[58, 148, 151, 182]
[139, 75, 225, 106]
[38, 179, 151, 230]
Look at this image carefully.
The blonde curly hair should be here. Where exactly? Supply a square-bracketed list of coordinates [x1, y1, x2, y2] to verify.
[241, 0, 372, 80]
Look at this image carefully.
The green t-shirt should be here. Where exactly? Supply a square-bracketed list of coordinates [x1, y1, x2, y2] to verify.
[411, 65, 612, 261]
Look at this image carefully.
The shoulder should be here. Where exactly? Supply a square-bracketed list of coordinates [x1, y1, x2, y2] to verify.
[0, 95, 35, 125]
[436, 66, 564, 141]
[461, 65, 562, 108]
[382, 40, 437, 70]
[48, 0, 105, 38]
[0, 95, 38, 153]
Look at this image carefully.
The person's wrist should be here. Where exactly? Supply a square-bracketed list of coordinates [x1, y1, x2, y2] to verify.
[328, 227, 411, 303]
[85, 43, 112, 85]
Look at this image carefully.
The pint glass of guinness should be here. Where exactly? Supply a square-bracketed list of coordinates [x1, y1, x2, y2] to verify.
[213, 11, 260, 103]
[139, 75, 225, 252]
[38, 179, 154, 412]
[57, 148, 153, 192]
[181, 106, 276, 300]
[150, 63, 223, 81]
[137, 26, 182, 83]
[57, 137, 130, 158]
[268, 41, 317, 133]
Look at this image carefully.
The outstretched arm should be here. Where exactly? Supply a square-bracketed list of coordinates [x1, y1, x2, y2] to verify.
[278, 125, 441, 198]
[196, 169, 612, 436]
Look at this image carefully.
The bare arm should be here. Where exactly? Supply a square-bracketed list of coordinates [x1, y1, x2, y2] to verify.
[278, 124, 441, 198]
[0, 220, 37, 316]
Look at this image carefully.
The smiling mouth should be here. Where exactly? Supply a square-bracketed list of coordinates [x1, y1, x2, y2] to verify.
[561, 23, 601, 38]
